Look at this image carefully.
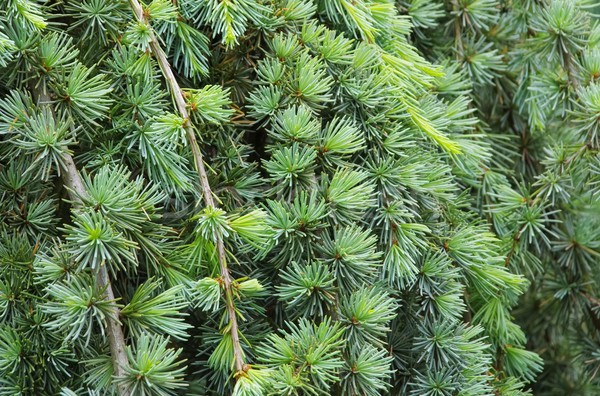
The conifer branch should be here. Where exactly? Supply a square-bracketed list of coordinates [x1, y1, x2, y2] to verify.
[504, 143, 589, 267]
[34, 89, 131, 396]
[561, 48, 579, 90]
[127, 0, 246, 375]
[451, 0, 464, 57]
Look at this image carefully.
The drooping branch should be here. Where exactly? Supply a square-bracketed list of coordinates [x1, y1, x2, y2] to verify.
[35, 91, 131, 396]
[127, 0, 246, 375]
[451, 0, 464, 57]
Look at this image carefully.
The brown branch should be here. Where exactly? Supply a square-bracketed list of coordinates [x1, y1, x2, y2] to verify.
[127, 0, 246, 374]
[561, 48, 579, 91]
[451, 0, 464, 58]
[35, 92, 131, 396]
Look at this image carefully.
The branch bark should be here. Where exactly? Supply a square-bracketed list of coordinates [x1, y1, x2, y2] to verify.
[35, 92, 131, 396]
[561, 47, 579, 91]
[127, 0, 246, 374]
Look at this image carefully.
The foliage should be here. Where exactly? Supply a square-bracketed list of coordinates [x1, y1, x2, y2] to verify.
[3, 0, 594, 395]
[400, 0, 600, 393]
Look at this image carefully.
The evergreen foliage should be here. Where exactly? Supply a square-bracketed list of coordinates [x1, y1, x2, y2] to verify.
[400, 0, 600, 393]
[0, 0, 594, 395]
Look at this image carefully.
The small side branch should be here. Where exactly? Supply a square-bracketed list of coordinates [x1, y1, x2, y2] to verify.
[127, 0, 246, 374]
[35, 91, 131, 395]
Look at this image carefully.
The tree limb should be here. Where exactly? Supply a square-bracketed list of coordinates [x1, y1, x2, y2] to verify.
[35, 90, 131, 396]
[127, 0, 246, 374]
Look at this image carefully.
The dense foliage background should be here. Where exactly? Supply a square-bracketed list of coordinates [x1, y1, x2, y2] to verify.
[0, 1, 598, 395]
[402, 1, 600, 393]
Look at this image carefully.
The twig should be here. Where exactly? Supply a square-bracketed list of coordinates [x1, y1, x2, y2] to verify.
[127, 0, 246, 374]
[451, 0, 464, 58]
[561, 48, 579, 91]
[35, 91, 131, 396]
